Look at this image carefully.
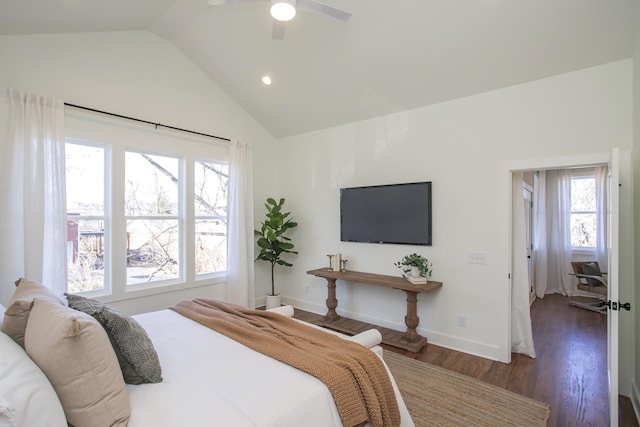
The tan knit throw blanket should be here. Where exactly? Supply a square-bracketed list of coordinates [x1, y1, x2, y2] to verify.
[170, 298, 400, 427]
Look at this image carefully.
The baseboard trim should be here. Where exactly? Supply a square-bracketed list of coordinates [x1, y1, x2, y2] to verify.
[284, 296, 502, 361]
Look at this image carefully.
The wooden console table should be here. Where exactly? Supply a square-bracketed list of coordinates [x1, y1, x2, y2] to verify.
[307, 268, 442, 353]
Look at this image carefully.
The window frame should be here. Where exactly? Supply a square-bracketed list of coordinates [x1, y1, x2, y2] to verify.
[65, 139, 112, 297]
[64, 109, 229, 303]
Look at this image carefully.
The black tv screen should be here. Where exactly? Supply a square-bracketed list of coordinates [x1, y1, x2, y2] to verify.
[340, 182, 432, 246]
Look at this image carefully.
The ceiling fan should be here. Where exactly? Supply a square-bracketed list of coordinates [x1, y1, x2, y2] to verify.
[209, 0, 351, 40]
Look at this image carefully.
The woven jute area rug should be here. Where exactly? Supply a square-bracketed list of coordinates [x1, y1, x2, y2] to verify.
[384, 351, 550, 427]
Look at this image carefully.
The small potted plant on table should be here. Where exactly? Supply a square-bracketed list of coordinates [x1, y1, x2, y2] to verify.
[394, 253, 432, 280]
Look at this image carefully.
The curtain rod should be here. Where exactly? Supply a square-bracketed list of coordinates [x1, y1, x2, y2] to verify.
[64, 103, 231, 142]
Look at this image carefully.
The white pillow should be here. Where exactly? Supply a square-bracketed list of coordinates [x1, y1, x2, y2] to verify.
[0, 330, 66, 427]
[266, 304, 295, 317]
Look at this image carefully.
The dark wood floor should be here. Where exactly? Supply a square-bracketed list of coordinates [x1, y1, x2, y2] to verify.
[293, 294, 638, 427]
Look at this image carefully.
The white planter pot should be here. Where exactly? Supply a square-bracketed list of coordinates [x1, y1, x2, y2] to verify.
[265, 294, 281, 310]
[410, 266, 421, 278]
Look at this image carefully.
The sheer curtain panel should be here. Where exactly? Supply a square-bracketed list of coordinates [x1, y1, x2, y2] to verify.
[542, 169, 574, 296]
[532, 171, 548, 297]
[226, 140, 255, 308]
[0, 88, 67, 306]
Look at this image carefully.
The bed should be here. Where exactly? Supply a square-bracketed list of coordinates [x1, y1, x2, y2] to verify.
[0, 278, 414, 427]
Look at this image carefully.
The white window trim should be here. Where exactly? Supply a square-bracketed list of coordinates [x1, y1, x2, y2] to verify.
[572, 247, 596, 256]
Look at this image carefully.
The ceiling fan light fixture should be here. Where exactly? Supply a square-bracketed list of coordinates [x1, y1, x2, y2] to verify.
[270, 0, 296, 22]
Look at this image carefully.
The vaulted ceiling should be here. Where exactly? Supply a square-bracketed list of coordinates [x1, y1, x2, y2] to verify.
[2, 0, 639, 138]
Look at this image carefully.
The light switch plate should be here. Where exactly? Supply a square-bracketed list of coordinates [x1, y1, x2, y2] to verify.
[469, 252, 487, 264]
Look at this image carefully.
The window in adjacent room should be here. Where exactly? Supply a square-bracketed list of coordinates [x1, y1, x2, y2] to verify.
[570, 174, 596, 249]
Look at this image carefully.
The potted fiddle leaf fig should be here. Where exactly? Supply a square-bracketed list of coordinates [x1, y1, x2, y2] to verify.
[394, 253, 432, 278]
[255, 198, 298, 309]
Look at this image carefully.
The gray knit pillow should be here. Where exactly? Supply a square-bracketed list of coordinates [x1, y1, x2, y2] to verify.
[65, 292, 104, 314]
[66, 294, 162, 384]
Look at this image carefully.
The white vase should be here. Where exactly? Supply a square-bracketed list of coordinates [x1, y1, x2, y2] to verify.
[265, 294, 281, 310]
[410, 266, 421, 278]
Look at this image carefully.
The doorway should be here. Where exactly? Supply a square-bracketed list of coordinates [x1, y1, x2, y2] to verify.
[506, 155, 610, 329]
[505, 149, 632, 427]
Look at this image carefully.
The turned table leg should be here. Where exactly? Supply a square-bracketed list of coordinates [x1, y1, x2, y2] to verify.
[403, 290, 420, 342]
[324, 278, 341, 322]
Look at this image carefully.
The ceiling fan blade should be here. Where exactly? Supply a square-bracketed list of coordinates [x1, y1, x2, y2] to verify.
[297, 0, 351, 21]
[272, 20, 286, 39]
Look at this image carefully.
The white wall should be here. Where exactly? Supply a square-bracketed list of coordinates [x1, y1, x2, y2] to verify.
[276, 60, 633, 363]
[0, 31, 278, 314]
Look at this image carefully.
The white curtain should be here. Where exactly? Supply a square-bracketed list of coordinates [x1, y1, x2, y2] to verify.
[0, 88, 67, 306]
[226, 140, 255, 308]
[511, 172, 536, 358]
[541, 169, 574, 296]
[594, 166, 608, 271]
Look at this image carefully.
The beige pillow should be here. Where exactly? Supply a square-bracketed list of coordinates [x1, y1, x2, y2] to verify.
[25, 299, 130, 427]
[2, 278, 65, 347]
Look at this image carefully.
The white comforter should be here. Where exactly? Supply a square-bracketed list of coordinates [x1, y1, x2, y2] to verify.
[128, 308, 414, 427]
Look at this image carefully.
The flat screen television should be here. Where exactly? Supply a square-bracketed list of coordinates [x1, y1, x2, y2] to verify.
[340, 182, 432, 246]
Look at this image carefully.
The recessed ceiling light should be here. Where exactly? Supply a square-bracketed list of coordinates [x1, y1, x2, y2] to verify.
[262, 75, 272, 85]
[270, 0, 296, 22]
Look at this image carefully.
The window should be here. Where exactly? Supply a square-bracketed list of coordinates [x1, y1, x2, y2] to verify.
[64, 115, 229, 298]
[66, 142, 108, 293]
[125, 151, 181, 285]
[194, 160, 229, 276]
[570, 175, 596, 248]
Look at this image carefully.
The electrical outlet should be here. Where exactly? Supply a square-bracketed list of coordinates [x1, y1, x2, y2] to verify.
[468, 252, 487, 264]
[458, 314, 467, 327]
[304, 285, 310, 294]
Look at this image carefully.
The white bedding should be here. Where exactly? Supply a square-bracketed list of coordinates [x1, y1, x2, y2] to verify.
[129, 308, 414, 427]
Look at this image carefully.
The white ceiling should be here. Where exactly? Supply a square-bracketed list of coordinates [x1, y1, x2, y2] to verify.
[1, 0, 639, 138]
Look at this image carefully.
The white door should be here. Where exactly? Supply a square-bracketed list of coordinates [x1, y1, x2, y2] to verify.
[607, 148, 620, 427]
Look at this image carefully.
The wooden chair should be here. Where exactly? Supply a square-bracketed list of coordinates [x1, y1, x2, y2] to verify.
[568, 261, 607, 314]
